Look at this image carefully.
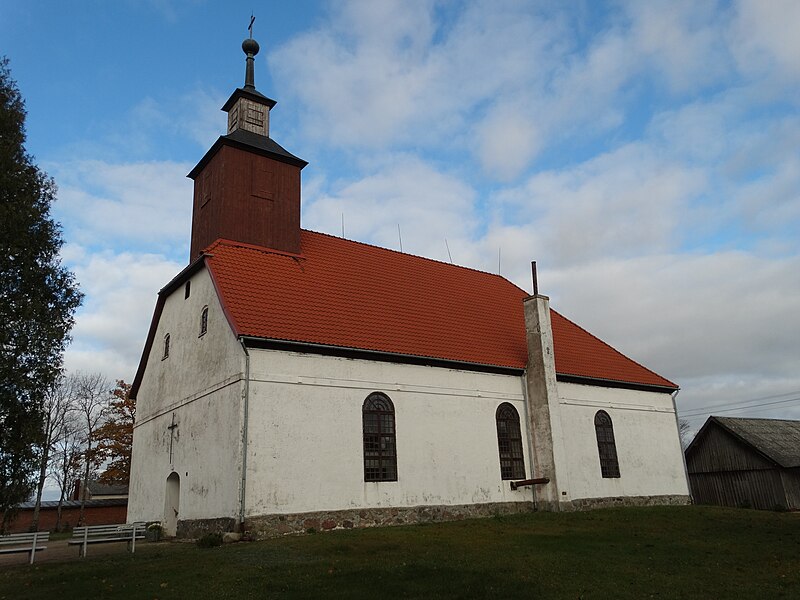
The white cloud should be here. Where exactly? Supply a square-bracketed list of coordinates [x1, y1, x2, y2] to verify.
[270, 0, 439, 147]
[265, 1, 750, 180]
[648, 99, 800, 248]
[474, 104, 541, 181]
[731, 0, 800, 82]
[64, 248, 183, 383]
[303, 155, 478, 263]
[50, 159, 193, 257]
[270, 0, 562, 157]
[735, 153, 800, 234]
[544, 251, 800, 407]
[622, 0, 734, 93]
[47, 157, 194, 384]
[648, 94, 751, 166]
[173, 88, 229, 149]
[491, 143, 707, 266]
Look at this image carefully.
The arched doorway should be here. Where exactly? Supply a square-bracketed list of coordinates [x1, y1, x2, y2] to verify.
[164, 472, 180, 536]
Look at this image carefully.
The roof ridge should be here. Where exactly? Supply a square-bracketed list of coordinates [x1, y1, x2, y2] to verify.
[208, 238, 305, 259]
[301, 228, 528, 290]
[551, 308, 677, 388]
[716, 416, 800, 423]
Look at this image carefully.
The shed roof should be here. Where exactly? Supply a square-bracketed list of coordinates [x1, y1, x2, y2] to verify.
[16, 498, 128, 510]
[85, 480, 129, 497]
[711, 417, 800, 468]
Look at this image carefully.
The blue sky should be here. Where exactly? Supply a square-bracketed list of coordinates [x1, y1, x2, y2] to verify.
[3, 0, 799, 431]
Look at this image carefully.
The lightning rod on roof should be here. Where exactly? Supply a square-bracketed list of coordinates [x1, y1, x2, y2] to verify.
[498, 247, 501, 275]
[341, 213, 345, 238]
[398, 224, 403, 253]
[445, 238, 453, 264]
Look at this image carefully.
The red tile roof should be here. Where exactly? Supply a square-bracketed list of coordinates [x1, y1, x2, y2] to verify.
[204, 231, 676, 390]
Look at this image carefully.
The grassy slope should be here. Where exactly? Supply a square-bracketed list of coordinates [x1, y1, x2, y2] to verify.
[1, 506, 799, 599]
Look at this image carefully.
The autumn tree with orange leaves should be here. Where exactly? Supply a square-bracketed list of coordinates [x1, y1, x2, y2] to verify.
[93, 380, 135, 486]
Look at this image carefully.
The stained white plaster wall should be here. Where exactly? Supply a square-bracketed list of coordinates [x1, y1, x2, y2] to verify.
[129, 267, 689, 526]
[554, 382, 689, 502]
[128, 267, 245, 524]
[243, 350, 534, 516]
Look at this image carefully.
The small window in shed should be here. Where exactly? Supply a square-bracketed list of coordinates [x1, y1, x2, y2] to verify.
[199, 306, 208, 337]
[162, 333, 170, 360]
[496, 403, 525, 480]
[594, 410, 620, 478]
[184, 281, 191, 299]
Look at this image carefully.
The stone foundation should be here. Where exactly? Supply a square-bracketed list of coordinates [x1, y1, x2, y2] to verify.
[244, 501, 534, 539]
[174, 494, 691, 539]
[551, 494, 691, 512]
[177, 517, 237, 539]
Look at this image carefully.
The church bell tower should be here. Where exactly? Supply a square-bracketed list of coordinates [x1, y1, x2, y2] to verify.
[188, 33, 307, 259]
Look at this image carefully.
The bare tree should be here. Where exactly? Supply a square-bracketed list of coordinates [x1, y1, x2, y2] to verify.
[49, 405, 83, 531]
[679, 418, 692, 450]
[30, 374, 75, 530]
[72, 372, 110, 526]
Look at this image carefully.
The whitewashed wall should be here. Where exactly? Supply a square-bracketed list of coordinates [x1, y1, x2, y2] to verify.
[128, 268, 245, 526]
[129, 267, 688, 529]
[243, 350, 534, 516]
[554, 382, 689, 503]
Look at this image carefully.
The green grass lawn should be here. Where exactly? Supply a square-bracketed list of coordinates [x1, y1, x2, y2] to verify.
[1, 506, 798, 599]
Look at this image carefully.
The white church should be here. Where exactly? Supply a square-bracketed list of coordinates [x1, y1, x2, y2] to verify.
[128, 36, 689, 538]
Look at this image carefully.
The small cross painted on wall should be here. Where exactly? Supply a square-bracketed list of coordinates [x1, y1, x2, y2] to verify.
[167, 413, 179, 464]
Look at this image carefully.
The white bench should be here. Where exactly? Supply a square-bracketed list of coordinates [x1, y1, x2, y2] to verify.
[68, 522, 146, 557]
[0, 531, 49, 564]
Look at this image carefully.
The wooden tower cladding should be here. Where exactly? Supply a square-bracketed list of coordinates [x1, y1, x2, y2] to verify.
[187, 36, 307, 260]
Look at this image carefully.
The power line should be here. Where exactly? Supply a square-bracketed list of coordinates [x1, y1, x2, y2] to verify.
[683, 396, 800, 417]
[681, 389, 800, 414]
[681, 395, 800, 418]
[729, 401, 800, 417]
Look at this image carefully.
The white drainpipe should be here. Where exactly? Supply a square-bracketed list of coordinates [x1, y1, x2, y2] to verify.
[671, 389, 692, 503]
[239, 338, 251, 529]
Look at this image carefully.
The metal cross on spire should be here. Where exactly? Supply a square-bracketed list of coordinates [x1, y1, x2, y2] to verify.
[242, 15, 260, 90]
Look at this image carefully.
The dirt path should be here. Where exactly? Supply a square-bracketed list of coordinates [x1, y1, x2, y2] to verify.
[0, 538, 165, 567]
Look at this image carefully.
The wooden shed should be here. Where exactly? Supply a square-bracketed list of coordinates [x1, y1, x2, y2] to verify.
[685, 416, 800, 510]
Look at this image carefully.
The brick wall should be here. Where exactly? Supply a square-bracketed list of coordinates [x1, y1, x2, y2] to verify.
[4, 503, 128, 533]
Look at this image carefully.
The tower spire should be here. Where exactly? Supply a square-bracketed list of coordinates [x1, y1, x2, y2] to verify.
[221, 21, 277, 138]
[242, 15, 259, 91]
[187, 31, 308, 260]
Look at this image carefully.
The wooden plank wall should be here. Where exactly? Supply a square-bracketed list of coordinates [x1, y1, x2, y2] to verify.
[690, 469, 786, 510]
[686, 422, 774, 473]
[686, 421, 793, 510]
[780, 468, 800, 510]
[190, 145, 302, 258]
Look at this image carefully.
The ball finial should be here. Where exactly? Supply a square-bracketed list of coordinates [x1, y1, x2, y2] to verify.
[242, 38, 260, 56]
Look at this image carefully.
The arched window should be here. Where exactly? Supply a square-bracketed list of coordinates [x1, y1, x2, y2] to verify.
[199, 306, 208, 337]
[496, 403, 525, 480]
[163, 333, 170, 360]
[594, 410, 620, 478]
[362, 393, 397, 482]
